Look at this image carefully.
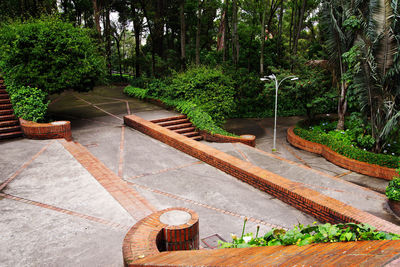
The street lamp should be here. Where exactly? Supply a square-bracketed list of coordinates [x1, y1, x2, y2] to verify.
[261, 74, 298, 152]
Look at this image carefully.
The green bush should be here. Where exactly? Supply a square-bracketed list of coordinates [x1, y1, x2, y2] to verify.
[124, 86, 148, 99]
[386, 173, 400, 201]
[0, 16, 105, 94]
[294, 126, 399, 168]
[219, 220, 400, 248]
[162, 66, 236, 124]
[7, 82, 48, 122]
[123, 85, 235, 136]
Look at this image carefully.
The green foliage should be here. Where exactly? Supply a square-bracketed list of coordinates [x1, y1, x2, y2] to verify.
[386, 175, 400, 201]
[123, 85, 235, 136]
[6, 82, 48, 122]
[162, 66, 236, 124]
[294, 121, 400, 169]
[0, 16, 105, 94]
[219, 220, 400, 248]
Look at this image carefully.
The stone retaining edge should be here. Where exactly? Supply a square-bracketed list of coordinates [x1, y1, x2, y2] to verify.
[124, 114, 400, 235]
[287, 126, 397, 180]
[19, 118, 72, 141]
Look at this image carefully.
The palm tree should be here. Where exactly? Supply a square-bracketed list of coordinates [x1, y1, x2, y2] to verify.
[320, 0, 360, 130]
[354, 0, 400, 152]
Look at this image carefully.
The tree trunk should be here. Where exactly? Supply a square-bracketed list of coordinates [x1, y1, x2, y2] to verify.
[154, 0, 164, 58]
[196, 0, 202, 65]
[180, 0, 186, 70]
[277, 1, 284, 58]
[260, 5, 267, 76]
[232, 0, 239, 65]
[223, 0, 228, 62]
[92, 0, 102, 40]
[132, 2, 142, 77]
[105, 6, 112, 76]
[293, 0, 306, 55]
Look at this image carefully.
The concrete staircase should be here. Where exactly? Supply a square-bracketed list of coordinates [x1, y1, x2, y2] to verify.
[150, 115, 203, 141]
[0, 78, 23, 140]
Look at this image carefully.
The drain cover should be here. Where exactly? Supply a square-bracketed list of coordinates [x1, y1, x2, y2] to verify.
[83, 142, 98, 148]
[201, 234, 226, 249]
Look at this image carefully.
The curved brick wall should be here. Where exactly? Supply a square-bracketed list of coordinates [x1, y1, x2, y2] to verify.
[20, 118, 72, 141]
[200, 130, 256, 147]
[123, 207, 199, 266]
[287, 127, 397, 180]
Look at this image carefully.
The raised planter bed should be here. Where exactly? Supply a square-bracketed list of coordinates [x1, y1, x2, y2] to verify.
[287, 126, 397, 180]
[19, 118, 72, 141]
[145, 98, 256, 147]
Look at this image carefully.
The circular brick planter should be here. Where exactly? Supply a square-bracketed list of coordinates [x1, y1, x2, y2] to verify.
[287, 126, 397, 180]
[123, 207, 199, 266]
[389, 200, 400, 218]
[19, 118, 72, 141]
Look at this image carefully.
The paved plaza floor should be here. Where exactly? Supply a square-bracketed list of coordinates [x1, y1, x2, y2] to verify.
[0, 85, 398, 266]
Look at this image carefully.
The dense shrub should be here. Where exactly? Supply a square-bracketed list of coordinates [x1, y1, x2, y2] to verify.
[153, 66, 236, 124]
[0, 16, 105, 94]
[230, 66, 336, 119]
[294, 125, 399, 168]
[219, 220, 400, 248]
[386, 174, 400, 201]
[6, 82, 48, 122]
[124, 86, 235, 136]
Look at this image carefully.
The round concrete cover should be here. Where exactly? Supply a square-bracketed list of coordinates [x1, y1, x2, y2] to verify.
[160, 210, 191, 226]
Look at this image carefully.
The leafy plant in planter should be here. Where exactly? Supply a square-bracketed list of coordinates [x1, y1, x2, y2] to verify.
[219, 219, 400, 249]
[386, 172, 400, 202]
[386, 170, 400, 217]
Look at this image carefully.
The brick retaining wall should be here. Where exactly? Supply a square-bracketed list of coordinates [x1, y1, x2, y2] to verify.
[287, 126, 397, 180]
[20, 118, 72, 141]
[124, 114, 400, 234]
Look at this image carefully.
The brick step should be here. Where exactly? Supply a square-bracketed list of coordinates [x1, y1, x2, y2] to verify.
[0, 89, 7, 94]
[150, 115, 187, 124]
[0, 99, 10, 105]
[173, 127, 196, 134]
[182, 131, 200, 138]
[165, 122, 193, 131]
[0, 104, 12, 110]
[0, 93, 9, 99]
[0, 85, 5, 89]
[0, 120, 19, 127]
[0, 109, 14, 115]
[0, 125, 21, 133]
[157, 118, 190, 127]
[0, 131, 23, 140]
[191, 135, 203, 141]
[0, 114, 16, 121]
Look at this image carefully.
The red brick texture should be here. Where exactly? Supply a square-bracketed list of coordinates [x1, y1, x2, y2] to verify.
[124, 114, 400, 234]
[133, 240, 400, 266]
[20, 118, 72, 141]
[199, 130, 256, 147]
[123, 207, 199, 266]
[287, 127, 397, 180]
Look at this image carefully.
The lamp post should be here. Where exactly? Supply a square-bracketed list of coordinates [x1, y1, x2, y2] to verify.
[261, 74, 298, 152]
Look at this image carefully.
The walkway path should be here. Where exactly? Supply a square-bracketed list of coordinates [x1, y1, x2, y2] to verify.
[0, 85, 315, 266]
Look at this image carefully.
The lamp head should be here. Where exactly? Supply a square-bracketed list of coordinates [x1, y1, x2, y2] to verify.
[291, 77, 299, 81]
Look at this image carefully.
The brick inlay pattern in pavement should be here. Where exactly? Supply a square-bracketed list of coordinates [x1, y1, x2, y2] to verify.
[124, 114, 400, 234]
[0, 192, 130, 231]
[128, 180, 288, 230]
[0, 140, 54, 191]
[60, 139, 156, 220]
